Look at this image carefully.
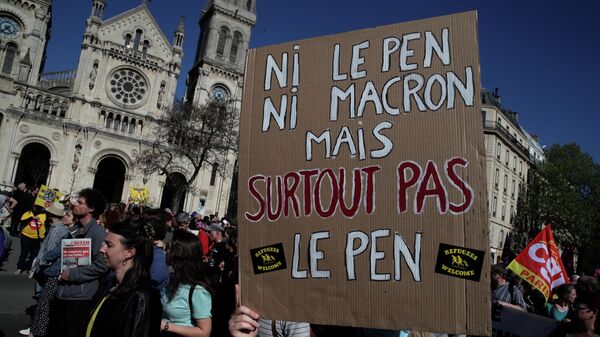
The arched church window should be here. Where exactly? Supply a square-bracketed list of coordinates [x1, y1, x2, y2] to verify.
[216, 26, 229, 58]
[230, 32, 242, 63]
[246, 0, 252, 11]
[124, 34, 132, 48]
[128, 119, 136, 134]
[25, 92, 34, 110]
[35, 95, 42, 111]
[106, 113, 114, 129]
[210, 163, 219, 186]
[142, 40, 150, 53]
[2, 43, 18, 74]
[51, 99, 59, 115]
[133, 29, 143, 51]
[60, 101, 68, 117]
[42, 97, 51, 114]
[121, 116, 129, 132]
[114, 114, 121, 131]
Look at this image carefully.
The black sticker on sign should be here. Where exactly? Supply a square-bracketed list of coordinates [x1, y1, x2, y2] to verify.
[250, 243, 287, 274]
[435, 243, 485, 281]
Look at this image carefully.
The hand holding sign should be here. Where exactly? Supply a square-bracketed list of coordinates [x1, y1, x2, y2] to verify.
[229, 285, 260, 337]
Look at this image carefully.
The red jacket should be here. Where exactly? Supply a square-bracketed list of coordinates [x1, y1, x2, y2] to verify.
[197, 230, 209, 256]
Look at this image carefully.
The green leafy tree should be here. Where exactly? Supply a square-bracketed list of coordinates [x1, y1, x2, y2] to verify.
[513, 143, 600, 273]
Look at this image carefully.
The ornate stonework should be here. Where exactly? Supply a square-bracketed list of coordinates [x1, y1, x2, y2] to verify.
[0, 0, 246, 216]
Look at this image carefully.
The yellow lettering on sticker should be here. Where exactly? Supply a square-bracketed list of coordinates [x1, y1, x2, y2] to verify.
[258, 261, 283, 271]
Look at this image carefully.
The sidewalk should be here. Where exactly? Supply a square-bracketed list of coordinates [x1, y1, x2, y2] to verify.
[0, 229, 37, 337]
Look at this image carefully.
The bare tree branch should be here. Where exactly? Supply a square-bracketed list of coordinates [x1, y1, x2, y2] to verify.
[134, 97, 239, 212]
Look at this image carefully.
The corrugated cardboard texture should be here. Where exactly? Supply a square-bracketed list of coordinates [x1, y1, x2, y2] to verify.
[238, 11, 490, 335]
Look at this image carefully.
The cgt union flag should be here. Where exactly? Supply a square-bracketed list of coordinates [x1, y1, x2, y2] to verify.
[508, 224, 568, 300]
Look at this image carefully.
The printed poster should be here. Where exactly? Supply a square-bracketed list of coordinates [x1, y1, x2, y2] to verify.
[61, 238, 92, 272]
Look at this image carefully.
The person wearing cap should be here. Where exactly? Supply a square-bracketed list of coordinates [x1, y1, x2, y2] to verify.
[28, 202, 73, 337]
[206, 223, 228, 289]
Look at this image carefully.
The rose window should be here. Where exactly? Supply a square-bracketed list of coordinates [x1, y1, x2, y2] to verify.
[108, 69, 147, 105]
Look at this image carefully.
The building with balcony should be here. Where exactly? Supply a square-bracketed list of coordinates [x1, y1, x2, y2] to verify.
[0, 0, 256, 215]
[481, 89, 545, 262]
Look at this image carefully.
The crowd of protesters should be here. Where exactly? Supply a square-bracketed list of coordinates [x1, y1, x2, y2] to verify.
[1, 183, 599, 337]
[491, 263, 599, 337]
[1, 185, 241, 337]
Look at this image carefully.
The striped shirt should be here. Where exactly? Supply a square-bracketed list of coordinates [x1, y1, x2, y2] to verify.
[493, 283, 526, 310]
[257, 319, 311, 337]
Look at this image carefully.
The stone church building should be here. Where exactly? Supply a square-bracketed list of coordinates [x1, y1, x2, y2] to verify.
[0, 0, 256, 215]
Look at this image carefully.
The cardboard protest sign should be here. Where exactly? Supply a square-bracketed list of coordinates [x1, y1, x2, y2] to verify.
[34, 185, 62, 208]
[128, 187, 150, 205]
[238, 11, 489, 334]
[508, 224, 568, 300]
[61, 238, 92, 272]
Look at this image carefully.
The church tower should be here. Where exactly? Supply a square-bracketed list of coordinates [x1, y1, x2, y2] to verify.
[183, 0, 255, 216]
[0, 0, 51, 86]
[186, 0, 256, 105]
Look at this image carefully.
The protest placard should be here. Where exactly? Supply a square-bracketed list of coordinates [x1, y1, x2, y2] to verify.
[129, 187, 150, 205]
[34, 185, 62, 208]
[238, 11, 490, 334]
[61, 238, 92, 272]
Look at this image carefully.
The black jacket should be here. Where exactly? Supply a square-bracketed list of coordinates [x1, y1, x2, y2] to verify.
[87, 283, 162, 337]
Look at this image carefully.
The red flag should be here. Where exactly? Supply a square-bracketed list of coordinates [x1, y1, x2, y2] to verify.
[507, 224, 568, 300]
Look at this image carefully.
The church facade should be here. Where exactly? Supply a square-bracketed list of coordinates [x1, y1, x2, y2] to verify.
[0, 0, 256, 216]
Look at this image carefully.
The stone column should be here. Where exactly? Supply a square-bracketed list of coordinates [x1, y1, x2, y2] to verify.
[46, 160, 58, 187]
[122, 174, 133, 203]
[6, 152, 20, 186]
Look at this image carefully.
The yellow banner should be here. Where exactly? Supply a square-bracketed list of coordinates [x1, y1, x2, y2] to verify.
[34, 185, 62, 208]
[129, 187, 150, 205]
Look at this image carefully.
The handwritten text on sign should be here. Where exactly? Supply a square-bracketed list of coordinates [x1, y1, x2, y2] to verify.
[245, 28, 474, 282]
[240, 11, 488, 333]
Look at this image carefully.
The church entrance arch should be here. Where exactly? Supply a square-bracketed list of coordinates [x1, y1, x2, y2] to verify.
[160, 172, 187, 212]
[93, 156, 126, 203]
[14, 142, 51, 188]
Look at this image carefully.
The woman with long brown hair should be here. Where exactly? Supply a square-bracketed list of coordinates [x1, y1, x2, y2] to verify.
[161, 230, 212, 337]
[546, 284, 577, 322]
